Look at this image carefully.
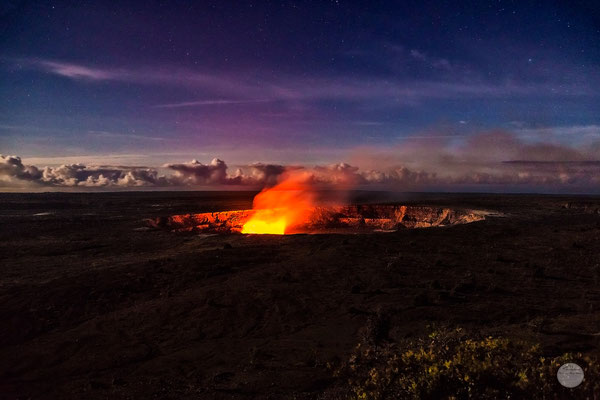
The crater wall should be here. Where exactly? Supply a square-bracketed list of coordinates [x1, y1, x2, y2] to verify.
[148, 205, 489, 234]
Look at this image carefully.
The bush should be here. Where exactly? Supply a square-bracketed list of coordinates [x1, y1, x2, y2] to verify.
[333, 327, 600, 399]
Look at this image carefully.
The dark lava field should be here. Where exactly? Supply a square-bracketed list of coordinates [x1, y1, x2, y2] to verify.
[1, 191, 599, 399]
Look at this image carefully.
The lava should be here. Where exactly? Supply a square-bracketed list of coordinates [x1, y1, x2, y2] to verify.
[241, 211, 286, 234]
[149, 173, 490, 235]
[241, 172, 317, 234]
[150, 205, 489, 234]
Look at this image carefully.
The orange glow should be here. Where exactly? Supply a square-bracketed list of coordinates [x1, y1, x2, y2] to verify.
[241, 172, 316, 234]
[241, 212, 286, 234]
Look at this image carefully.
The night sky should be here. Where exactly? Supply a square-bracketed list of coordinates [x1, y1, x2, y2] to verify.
[1, 1, 599, 191]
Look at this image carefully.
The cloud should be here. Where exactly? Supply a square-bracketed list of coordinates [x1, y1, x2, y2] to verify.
[39, 61, 116, 81]
[165, 158, 236, 185]
[242, 163, 289, 186]
[16, 58, 596, 108]
[361, 166, 435, 186]
[312, 163, 366, 185]
[0, 155, 42, 183]
[515, 125, 600, 141]
[40, 164, 169, 187]
[0, 155, 167, 188]
[349, 130, 600, 188]
[21, 59, 258, 98]
[0, 155, 291, 189]
[164, 159, 295, 186]
[87, 130, 167, 141]
[409, 49, 427, 61]
[153, 99, 270, 109]
[2, 131, 600, 191]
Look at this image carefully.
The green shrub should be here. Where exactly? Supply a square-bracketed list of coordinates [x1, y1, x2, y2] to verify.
[333, 327, 600, 399]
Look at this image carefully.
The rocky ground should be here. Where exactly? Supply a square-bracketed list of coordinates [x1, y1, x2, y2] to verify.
[0, 191, 599, 399]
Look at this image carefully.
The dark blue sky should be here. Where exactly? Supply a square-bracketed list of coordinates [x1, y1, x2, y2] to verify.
[1, 0, 599, 167]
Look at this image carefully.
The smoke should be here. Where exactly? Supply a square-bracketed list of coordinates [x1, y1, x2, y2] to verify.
[2, 130, 600, 191]
[348, 130, 600, 189]
[312, 163, 365, 185]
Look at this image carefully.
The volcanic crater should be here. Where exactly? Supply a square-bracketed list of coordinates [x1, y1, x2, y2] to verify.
[148, 204, 491, 234]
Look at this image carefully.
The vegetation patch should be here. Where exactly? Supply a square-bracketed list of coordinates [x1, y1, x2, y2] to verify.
[332, 327, 600, 399]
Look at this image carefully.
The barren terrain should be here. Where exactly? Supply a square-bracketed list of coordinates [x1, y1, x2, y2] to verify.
[1, 192, 599, 399]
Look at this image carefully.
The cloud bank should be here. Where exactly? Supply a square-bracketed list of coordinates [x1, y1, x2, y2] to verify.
[0, 155, 169, 188]
[2, 131, 600, 192]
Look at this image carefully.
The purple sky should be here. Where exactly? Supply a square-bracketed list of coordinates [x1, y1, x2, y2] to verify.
[1, 1, 599, 192]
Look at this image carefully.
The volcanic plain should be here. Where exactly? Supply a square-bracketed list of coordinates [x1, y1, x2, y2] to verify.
[1, 191, 600, 399]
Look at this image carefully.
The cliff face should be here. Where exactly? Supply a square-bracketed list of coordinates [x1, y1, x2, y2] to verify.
[148, 205, 488, 234]
[314, 205, 487, 231]
[562, 202, 600, 214]
[148, 210, 254, 233]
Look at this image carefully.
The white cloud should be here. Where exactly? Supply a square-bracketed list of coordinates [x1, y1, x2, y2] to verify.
[2, 130, 600, 191]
